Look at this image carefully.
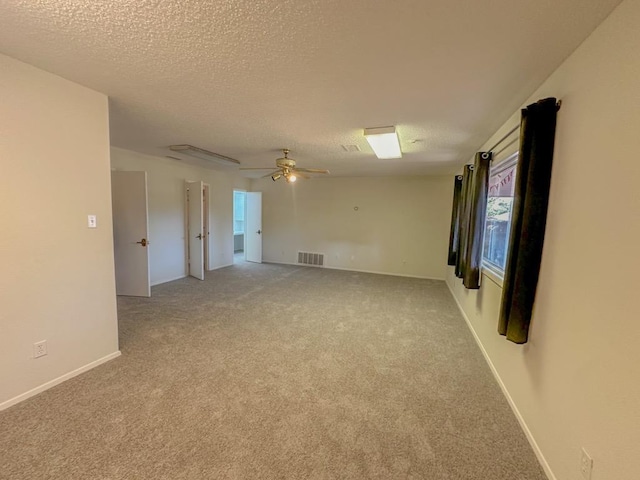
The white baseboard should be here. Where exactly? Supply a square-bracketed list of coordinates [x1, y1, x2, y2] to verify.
[151, 265, 234, 285]
[0, 351, 121, 412]
[263, 260, 445, 281]
[151, 274, 187, 286]
[209, 263, 233, 271]
[445, 280, 556, 480]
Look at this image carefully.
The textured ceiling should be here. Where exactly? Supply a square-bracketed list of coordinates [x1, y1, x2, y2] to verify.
[0, 0, 622, 176]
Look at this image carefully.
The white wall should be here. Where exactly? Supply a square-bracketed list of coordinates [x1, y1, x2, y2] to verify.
[256, 176, 452, 279]
[110, 148, 250, 284]
[447, 1, 640, 479]
[0, 54, 119, 408]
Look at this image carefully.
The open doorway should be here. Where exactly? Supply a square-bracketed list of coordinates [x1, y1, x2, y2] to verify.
[233, 190, 246, 264]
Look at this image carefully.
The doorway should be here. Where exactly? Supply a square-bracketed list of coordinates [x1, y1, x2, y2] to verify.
[245, 192, 262, 264]
[233, 190, 246, 263]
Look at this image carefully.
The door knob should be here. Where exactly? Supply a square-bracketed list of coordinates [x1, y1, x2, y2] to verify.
[257, 230, 262, 235]
[136, 238, 148, 247]
[196, 233, 203, 240]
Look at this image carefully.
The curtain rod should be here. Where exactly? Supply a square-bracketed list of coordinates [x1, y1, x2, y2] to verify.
[486, 124, 519, 154]
[486, 99, 562, 154]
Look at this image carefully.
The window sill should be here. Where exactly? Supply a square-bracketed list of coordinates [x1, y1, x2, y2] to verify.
[481, 266, 504, 288]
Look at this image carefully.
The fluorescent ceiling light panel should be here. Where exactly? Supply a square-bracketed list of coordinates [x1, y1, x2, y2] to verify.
[363, 126, 402, 159]
[169, 144, 240, 166]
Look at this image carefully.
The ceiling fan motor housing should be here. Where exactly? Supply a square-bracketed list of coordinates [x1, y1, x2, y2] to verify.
[276, 158, 296, 169]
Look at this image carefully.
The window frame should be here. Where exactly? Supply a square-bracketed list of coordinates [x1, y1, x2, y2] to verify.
[482, 151, 519, 286]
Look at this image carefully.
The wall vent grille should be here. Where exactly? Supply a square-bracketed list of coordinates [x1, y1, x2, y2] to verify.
[297, 251, 325, 267]
[341, 144, 361, 152]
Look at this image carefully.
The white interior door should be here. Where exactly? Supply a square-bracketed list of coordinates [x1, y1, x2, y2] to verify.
[246, 192, 262, 263]
[186, 181, 204, 280]
[203, 184, 210, 270]
[111, 171, 150, 297]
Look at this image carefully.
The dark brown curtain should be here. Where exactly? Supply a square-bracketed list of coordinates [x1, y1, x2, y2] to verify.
[498, 97, 559, 344]
[463, 152, 492, 289]
[455, 165, 473, 278]
[447, 175, 463, 266]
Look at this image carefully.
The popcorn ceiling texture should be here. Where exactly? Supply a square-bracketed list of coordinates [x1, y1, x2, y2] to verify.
[0, 0, 621, 175]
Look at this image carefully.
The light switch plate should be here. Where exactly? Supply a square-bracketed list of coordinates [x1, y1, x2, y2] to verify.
[88, 215, 97, 228]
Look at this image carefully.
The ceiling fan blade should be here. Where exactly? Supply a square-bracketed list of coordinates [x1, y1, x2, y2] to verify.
[291, 170, 310, 179]
[239, 167, 280, 170]
[261, 170, 282, 178]
[295, 168, 330, 174]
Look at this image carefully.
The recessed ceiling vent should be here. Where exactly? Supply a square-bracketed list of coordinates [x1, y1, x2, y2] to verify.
[298, 251, 325, 267]
[341, 145, 361, 152]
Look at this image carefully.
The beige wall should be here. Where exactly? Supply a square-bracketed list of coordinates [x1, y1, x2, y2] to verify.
[0, 54, 119, 408]
[256, 176, 452, 279]
[447, 1, 640, 479]
[111, 148, 251, 284]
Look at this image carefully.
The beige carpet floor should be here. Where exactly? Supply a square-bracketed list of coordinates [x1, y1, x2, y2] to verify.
[0, 262, 547, 479]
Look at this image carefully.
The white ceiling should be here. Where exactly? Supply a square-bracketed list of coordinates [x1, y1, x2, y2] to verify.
[0, 0, 622, 177]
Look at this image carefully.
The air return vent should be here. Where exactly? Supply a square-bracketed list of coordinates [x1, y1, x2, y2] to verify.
[297, 251, 325, 267]
[341, 144, 361, 152]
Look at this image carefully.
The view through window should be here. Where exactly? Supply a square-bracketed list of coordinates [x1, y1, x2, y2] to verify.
[483, 153, 518, 277]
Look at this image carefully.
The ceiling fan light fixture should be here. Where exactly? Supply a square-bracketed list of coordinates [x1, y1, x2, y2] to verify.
[363, 126, 402, 159]
[240, 148, 328, 183]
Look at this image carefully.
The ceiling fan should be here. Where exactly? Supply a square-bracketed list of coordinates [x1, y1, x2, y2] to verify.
[240, 149, 330, 183]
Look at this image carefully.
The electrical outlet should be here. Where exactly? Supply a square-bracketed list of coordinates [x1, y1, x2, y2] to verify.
[580, 448, 593, 480]
[34, 340, 47, 358]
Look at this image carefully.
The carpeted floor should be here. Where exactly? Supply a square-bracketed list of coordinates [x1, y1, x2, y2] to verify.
[0, 262, 547, 479]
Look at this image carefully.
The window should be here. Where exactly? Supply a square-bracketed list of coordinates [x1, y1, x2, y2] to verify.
[482, 153, 518, 279]
[233, 191, 246, 235]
